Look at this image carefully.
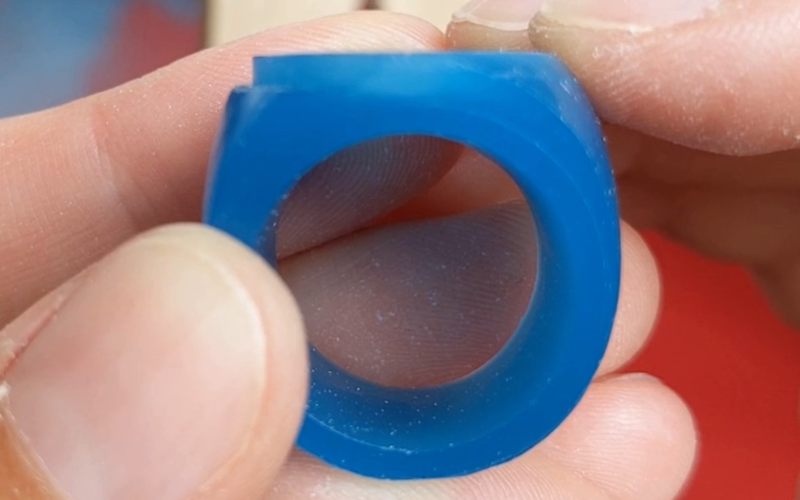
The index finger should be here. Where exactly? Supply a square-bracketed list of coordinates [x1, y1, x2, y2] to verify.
[449, 0, 800, 155]
[0, 11, 446, 324]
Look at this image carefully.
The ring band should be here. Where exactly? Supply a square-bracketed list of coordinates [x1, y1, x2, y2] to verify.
[203, 52, 621, 480]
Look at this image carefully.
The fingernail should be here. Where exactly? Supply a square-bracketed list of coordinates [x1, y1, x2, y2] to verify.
[2, 232, 265, 500]
[453, 0, 546, 31]
[537, 0, 724, 32]
[617, 372, 663, 384]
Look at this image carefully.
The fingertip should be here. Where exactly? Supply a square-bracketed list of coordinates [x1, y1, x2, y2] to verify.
[1, 224, 308, 500]
[447, 0, 541, 49]
[598, 222, 661, 375]
[446, 20, 533, 50]
[528, 3, 800, 155]
[544, 373, 698, 500]
[137, 225, 311, 497]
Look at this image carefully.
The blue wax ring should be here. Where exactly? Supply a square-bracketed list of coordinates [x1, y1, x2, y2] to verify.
[203, 52, 621, 480]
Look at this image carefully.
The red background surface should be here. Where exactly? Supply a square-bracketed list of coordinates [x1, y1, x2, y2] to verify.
[631, 233, 800, 499]
[89, 1, 202, 95]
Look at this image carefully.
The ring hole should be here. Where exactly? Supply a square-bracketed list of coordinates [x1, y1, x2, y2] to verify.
[274, 135, 537, 389]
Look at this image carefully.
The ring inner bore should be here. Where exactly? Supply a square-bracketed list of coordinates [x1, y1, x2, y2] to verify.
[273, 135, 538, 390]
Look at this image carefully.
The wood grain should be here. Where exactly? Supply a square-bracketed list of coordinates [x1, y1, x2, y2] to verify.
[204, 0, 465, 46]
[381, 0, 465, 29]
[205, 0, 363, 46]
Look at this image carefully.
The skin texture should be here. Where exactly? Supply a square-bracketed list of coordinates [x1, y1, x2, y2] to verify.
[448, 0, 800, 330]
[22, 4, 800, 497]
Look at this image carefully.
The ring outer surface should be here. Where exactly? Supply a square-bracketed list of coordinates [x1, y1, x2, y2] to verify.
[203, 52, 621, 480]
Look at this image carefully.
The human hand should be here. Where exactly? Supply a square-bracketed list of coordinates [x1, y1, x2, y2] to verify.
[449, 1, 800, 495]
[449, 0, 800, 330]
[0, 11, 694, 500]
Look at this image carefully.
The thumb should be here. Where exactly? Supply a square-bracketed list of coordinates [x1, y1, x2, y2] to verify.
[450, 0, 800, 155]
[0, 225, 308, 500]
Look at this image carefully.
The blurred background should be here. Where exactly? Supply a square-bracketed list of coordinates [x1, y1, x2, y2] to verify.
[0, 1, 797, 498]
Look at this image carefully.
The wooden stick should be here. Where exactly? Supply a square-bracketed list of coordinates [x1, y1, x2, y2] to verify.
[380, 0, 464, 29]
[205, 0, 363, 46]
